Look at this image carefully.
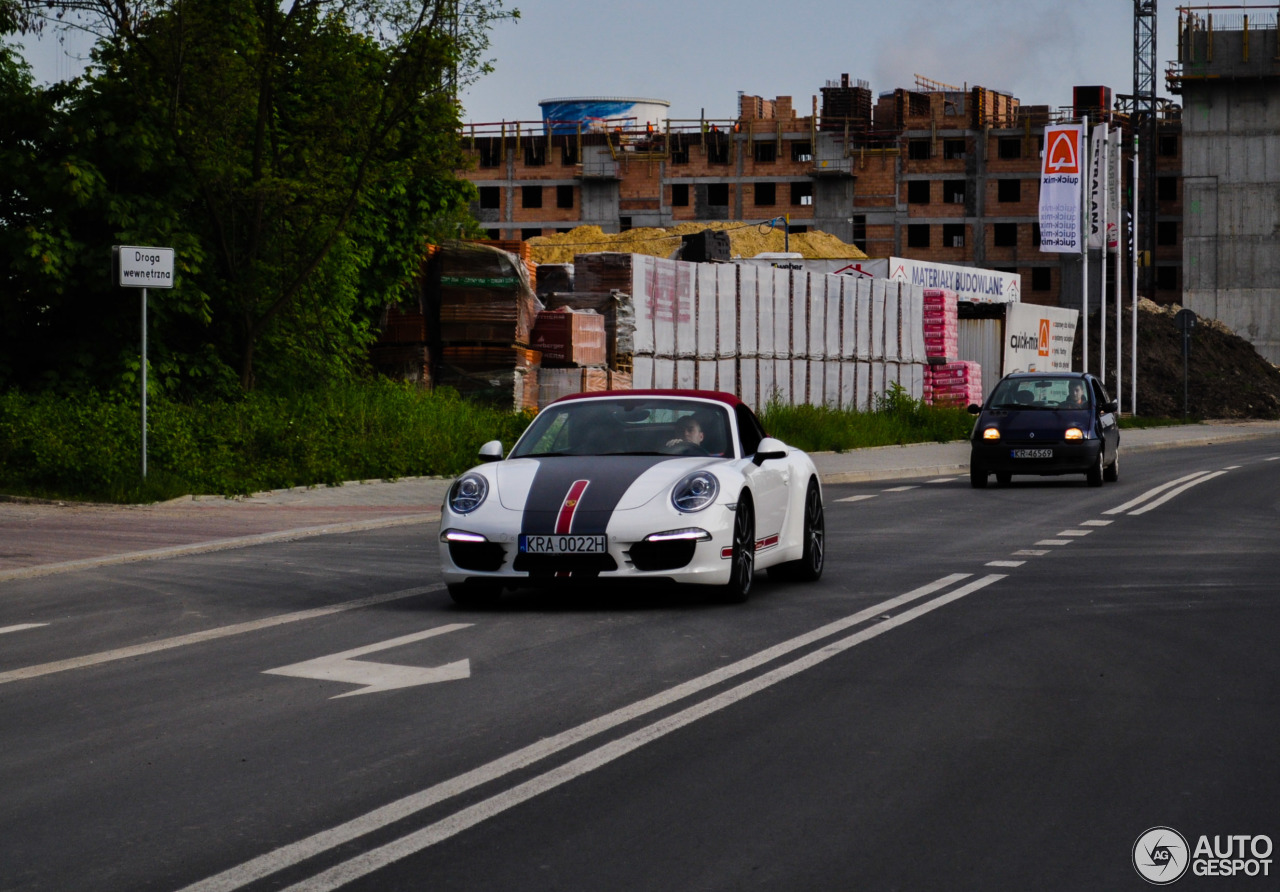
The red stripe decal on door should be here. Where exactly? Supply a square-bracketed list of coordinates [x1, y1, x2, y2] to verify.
[555, 480, 591, 534]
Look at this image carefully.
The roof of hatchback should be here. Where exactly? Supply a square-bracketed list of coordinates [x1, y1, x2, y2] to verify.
[548, 389, 746, 408]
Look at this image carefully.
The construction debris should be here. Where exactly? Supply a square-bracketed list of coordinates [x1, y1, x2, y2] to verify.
[526, 222, 868, 264]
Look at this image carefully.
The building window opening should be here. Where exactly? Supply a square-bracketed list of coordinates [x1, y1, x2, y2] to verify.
[907, 180, 931, 204]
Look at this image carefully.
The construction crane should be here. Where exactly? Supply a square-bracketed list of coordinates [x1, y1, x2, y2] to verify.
[1134, 0, 1158, 301]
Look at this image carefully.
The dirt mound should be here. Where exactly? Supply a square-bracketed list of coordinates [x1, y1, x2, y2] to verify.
[526, 222, 867, 265]
[1074, 299, 1280, 419]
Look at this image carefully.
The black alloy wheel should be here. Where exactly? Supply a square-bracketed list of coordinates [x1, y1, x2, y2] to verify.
[771, 478, 824, 582]
[447, 580, 502, 609]
[719, 498, 755, 603]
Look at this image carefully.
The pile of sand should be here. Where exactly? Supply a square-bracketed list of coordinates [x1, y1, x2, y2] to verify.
[527, 222, 868, 264]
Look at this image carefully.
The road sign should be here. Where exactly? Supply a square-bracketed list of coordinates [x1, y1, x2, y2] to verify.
[116, 246, 175, 289]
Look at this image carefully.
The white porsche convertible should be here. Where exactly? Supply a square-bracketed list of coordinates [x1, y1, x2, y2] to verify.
[438, 390, 825, 606]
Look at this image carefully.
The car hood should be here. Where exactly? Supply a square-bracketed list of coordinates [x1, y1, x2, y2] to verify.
[493, 455, 724, 514]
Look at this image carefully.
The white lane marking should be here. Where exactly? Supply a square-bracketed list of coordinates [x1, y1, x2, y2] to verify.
[1223, 465, 1242, 470]
[0, 585, 444, 686]
[0, 623, 48, 635]
[1104, 470, 1213, 515]
[1056, 530, 1092, 538]
[1013, 549, 1051, 556]
[882, 486, 919, 492]
[264, 625, 471, 698]
[1035, 539, 1072, 547]
[1081, 520, 1113, 527]
[927, 477, 959, 484]
[179, 574, 978, 892]
[836, 495, 877, 503]
[276, 575, 1008, 892]
[986, 561, 1026, 568]
[1266, 457, 1279, 462]
[1128, 471, 1228, 516]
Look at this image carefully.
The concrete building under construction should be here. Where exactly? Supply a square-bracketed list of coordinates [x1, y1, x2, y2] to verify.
[458, 74, 1184, 315]
[1172, 5, 1280, 364]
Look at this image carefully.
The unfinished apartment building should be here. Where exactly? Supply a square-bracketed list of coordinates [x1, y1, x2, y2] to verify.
[460, 75, 1184, 310]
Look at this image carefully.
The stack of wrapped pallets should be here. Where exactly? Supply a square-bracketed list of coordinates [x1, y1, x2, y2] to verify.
[923, 360, 984, 407]
[530, 306, 632, 407]
[921, 288, 959, 362]
[428, 242, 543, 411]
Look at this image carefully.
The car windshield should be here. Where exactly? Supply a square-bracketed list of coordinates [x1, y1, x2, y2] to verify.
[510, 398, 734, 458]
[989, 378, 1089, 409]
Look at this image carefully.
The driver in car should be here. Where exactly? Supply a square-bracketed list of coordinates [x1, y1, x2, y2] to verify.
[1064, 381, 1089, 408]
[666, 415, 706, 453]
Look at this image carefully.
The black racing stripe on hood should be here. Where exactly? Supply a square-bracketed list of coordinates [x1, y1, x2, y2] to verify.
[522, 455, 671, 535]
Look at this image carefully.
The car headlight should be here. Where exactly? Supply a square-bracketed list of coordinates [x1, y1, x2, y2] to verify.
[448, 473, 489, 514]
[671, 471, 719, 513]
[982, 427, 1001, 440]
[1064, 427, 1084, 440]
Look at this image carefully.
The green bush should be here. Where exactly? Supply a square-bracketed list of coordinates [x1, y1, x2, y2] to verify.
[0, 381, 529, 502]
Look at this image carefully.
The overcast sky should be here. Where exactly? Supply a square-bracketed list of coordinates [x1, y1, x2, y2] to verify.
[16, 1, 1182, 122]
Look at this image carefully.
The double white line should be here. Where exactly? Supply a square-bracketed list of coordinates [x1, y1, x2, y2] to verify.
[182, 572, 1005, 892]
[1104, 469, 1229, 517]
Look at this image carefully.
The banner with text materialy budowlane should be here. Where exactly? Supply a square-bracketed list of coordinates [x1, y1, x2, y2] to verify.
[1003, 303, 1079, 375]
[1038, 123, 1084, 254]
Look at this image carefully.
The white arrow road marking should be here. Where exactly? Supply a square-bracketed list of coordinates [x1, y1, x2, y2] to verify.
[264, 624, 472, 698]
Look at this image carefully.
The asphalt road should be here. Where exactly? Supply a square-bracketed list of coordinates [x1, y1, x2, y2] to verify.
[1, 439, 1277, 891]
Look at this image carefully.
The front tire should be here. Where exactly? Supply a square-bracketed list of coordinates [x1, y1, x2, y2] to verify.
[970, 456, 989, 488]
[447, 580, 502, 609]
[1086, 449, 1104, 486]
[719, 498, 755, 603]
[771, 479, 824, 582]
[1104, 451, 1119, 482]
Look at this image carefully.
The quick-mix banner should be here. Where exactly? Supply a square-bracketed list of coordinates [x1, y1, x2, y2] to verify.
[887, 257, 1020, 304]
[1039, 123, 1084, 254]
[1003, 303, 1079, 374]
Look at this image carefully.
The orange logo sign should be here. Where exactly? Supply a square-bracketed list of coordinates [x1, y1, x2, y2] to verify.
[1044, 128, 1080, 174]
[1038, 319, 1051, 357]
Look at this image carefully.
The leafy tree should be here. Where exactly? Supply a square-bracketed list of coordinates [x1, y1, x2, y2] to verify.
[1, 0, 513, 392]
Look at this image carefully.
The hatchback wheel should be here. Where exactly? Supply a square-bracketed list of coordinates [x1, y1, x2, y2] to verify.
[1086, 450, 1104, 486]
[1104, 451, 1119, 483]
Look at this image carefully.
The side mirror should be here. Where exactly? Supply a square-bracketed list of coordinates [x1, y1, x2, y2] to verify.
[752, 437, 788, 466]
[967, 403, 982, 415]
[478, 440, 504, 463]
[1105, 400, 1119, 413]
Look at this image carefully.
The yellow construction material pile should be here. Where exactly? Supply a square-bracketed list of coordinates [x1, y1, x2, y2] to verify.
[527, 222, 868, 264]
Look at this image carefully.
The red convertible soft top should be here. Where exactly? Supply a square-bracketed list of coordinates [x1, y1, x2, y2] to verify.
[548, 389, 747, 408]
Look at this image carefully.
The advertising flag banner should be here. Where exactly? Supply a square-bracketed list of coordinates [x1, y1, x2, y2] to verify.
[1107, 126, 1122, 251]
[1038, 124, 1084, 253]
[1087, 123, 1108, 250]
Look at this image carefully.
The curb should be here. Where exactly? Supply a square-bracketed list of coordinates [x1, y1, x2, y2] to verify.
[0, 513, 439, 583]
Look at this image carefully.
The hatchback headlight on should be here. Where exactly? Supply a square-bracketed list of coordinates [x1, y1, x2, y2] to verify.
[1064, 427, 1084, 440]
[448, 473, 489, 514]
[982, 427, 1001, 441]
[671, 471, 719, 513]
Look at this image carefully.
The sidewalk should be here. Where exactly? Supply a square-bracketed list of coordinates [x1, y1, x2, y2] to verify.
[3, 420, 1279, 582]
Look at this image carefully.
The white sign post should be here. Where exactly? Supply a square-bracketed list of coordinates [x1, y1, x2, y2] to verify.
[114, 246, 175, 479]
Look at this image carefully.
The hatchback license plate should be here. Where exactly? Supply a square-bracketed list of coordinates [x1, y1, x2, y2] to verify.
[1011, 448, 1053, 459]
[519, 534, 607, 555]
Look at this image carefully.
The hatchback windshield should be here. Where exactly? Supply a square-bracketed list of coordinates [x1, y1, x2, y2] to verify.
[511, 399, 734, 458]
[989, 377, 1089, 409]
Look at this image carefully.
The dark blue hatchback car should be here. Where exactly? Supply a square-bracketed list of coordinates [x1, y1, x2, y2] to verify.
[967, 372, 1120, 488]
